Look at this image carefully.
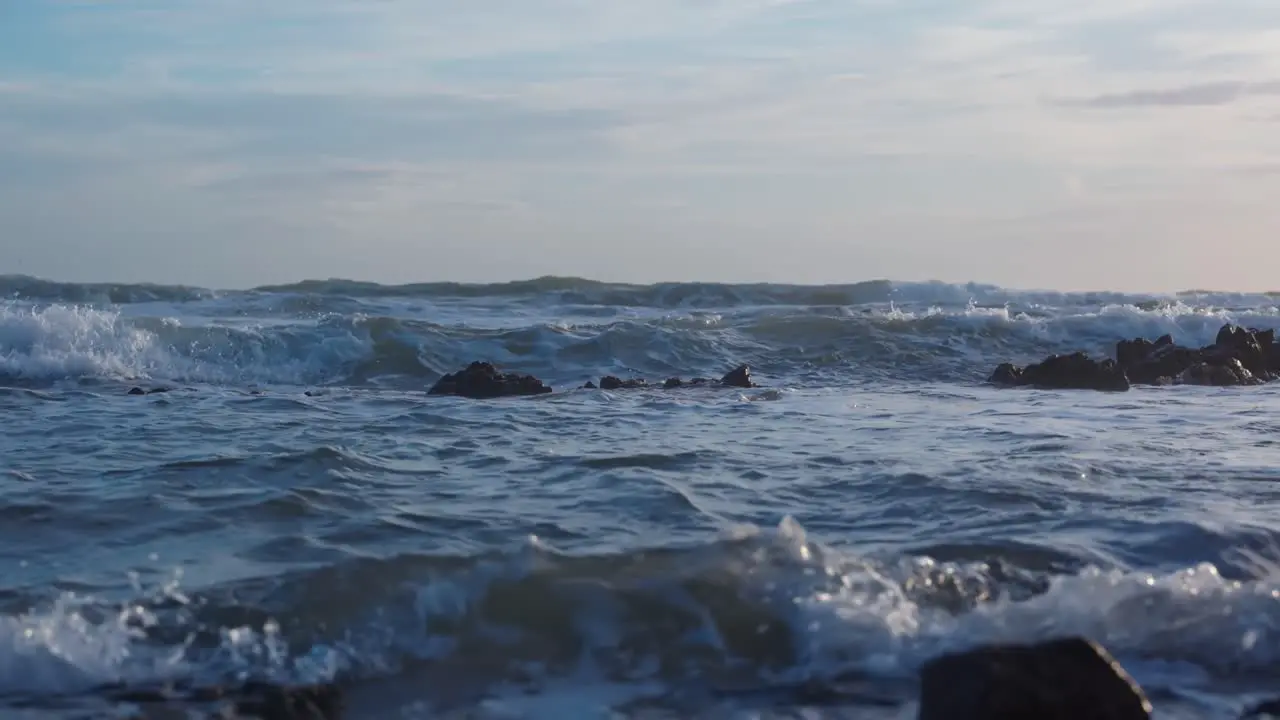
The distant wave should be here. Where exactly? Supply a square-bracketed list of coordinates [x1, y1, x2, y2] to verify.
[2, 292, 1280, 388]
[6, 273, 1279, 310]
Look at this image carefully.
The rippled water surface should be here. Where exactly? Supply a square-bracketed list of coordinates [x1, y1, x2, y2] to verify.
[2, 275, 1280, 718]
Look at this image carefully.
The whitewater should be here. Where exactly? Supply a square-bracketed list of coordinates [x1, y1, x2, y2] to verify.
[2, 273, 1280, 718]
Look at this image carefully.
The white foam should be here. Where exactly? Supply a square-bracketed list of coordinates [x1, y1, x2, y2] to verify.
[2, 520, 1278, 715]
[0, 304, 162, 381]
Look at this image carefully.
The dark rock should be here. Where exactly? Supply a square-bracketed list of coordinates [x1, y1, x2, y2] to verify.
[1212, 324, 1271, 378]
[720, 365, 755, 388]
[582, 381, 597, 389]
[664, 377, 683, 388]
[690, 377, 709, 385]
[63, 679, 343, 719]
[989, 352, 1130, 392]
[1000, 323, 1280, 392]
[917, 637, 1152, 720]
[989, 363, 1023, 386]
[600, 376, 646, 390]
[128, 387, 146, 395]
[1243, 698, 1280, 718]
[1118, 341, 1198, 385]
[128, 387, 172, 396]
[428, 361, 552, 399]
[1180, 358, 1257, 386]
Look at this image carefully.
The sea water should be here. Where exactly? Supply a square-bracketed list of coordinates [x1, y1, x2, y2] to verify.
[1, 275, 1279, 718]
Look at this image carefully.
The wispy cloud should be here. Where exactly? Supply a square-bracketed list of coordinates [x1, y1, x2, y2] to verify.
[1063, 80, 1280, 108]
[3, 0, 1280, 290]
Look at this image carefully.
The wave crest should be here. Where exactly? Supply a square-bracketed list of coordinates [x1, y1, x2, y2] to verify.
[3, 519, 1280, 716]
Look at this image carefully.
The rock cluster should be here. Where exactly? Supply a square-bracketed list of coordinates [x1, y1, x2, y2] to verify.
[427, 361, 553, 399]
[430, 363, 758, 398]
[990, 323, 1278, 391]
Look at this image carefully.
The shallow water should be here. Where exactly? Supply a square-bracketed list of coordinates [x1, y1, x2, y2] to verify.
[2, 275, 1280, 717]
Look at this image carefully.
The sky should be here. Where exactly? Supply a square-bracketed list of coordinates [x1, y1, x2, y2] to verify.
[2, 0, 1279, 292]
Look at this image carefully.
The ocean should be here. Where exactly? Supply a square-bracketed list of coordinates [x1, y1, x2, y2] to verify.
[1, 274, 1279, 719]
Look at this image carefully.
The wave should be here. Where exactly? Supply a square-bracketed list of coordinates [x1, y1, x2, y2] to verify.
[3, 519, 1278, 716]
[8, 273, 1280, 310]
[3, 295, 1280, 388]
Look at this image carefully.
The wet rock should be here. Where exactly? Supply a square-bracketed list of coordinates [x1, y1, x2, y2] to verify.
[917, 637, 1152, 720]
[1211, 324, 1274, 379]
[128, 386, 146, 395]
[997, 323, 1280, 392]
[600, 376, 646, 390]
[428, 361, 552, 399]
[1117, 340, 1198, 385]
[1179, 358, 1257, 386]
[989, 363, 1023, 386]
[988, 352, 1130, 392]
[664, 377, 683, 389]
[128, 386, 172, 396]
[720, 364, 755, 388]
[1243, 698, 1280, 718]
[581, 380, 597, 389]
[62, 679, 343, 719]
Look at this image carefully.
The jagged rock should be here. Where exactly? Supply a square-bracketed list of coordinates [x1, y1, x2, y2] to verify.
[917, 637, 1152, 720]
[664, 377, 683, 388]
[1179, 358, 1257, 386]
[1211, 324, 1274, 379]
[996, 323, 1280, 392]
[988, 352, 1130, 392]
[721, 365, 755, 388]
[1116, 340, 1198, 385]
[428, 362, 552, 399]
[581, 380, 597, 389]
[128, 387, 172, 396]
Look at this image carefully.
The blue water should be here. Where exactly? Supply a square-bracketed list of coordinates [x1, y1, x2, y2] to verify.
[2, 275, 1280, 718]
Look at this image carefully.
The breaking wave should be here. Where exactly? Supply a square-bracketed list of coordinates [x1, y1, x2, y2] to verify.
[3, 519, 1279, 716]
[2, 276, 1280, 388]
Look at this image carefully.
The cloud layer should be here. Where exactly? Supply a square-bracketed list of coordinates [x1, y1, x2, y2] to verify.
[2, 0, 1280, 290]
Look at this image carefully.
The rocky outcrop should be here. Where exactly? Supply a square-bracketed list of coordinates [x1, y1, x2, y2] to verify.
[991, 323, 1279, 392]
[990, 353, 1130, 392]
[917, 637, 1152, 719]
[428, 362, 552, 399]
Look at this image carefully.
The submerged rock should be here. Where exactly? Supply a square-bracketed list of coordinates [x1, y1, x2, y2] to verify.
[428, 362, 552, 399]
[1243, 698, 1280, 718]
[917, 637, 1152, 720]
[988, 352, 1130, 392]
[52, 679, 343, 719]
[128, 386, 173, 396]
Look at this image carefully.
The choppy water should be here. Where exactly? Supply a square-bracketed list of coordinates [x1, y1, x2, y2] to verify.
[2, 274, 1280, 718]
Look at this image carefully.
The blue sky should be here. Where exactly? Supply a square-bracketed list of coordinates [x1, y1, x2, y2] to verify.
[2, 0, 1279, 291]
